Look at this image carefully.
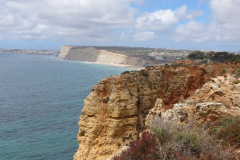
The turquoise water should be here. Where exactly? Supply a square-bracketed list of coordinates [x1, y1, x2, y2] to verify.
[0, 54, 129, 160]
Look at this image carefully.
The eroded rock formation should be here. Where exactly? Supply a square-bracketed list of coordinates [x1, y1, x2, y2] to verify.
[163, 73, 240, 123]
[74, 62, 240, 160]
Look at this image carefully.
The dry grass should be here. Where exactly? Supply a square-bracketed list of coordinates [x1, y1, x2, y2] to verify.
[113, 117, 240, 160]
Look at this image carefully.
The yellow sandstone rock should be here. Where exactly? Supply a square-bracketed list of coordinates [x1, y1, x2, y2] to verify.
[74, 62, 240, 160]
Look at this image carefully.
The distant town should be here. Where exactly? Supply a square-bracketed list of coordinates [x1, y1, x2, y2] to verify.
[0, 48, 60, 56]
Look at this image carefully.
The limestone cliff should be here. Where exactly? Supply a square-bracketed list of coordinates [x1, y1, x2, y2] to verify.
[74, 62, 240, 160]
[58, 45, 160, 67]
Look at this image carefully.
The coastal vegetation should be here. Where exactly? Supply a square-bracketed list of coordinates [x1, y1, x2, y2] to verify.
[140, 70, 149, 77]
[188, 51, 240, 63]
[234, 69, 240, 78]
[114, 117, 240, 160]
[64, 46, 191, 56]
[210, 116, 240, 147]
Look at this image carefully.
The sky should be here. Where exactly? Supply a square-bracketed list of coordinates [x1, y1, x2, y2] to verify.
[0, 0, 240, 51]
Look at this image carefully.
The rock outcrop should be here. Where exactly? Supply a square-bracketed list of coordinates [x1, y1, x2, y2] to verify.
[74, 62, 240, 160]
[163, 73, 240, 123]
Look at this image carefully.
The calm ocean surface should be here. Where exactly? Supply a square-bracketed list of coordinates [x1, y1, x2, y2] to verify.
[0, 54, 129, 160]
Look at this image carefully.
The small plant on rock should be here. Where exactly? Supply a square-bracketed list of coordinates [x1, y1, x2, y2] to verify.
[140, 70, 149, 77]
[103, 97, 110, 103]
[165, 64, 170, 68]
[121, 71, 130, 75]
[234, 69, 240, 78]
[233, 80, 240, 84]
[221, 68, 227, 75]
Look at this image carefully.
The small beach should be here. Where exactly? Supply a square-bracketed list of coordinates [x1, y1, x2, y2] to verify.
[74, 60, 144, 70]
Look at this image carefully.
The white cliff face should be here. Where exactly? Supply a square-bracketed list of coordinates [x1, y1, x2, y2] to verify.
[96, 50, 128, 65]
[58, 45, 73, 58]
[58, 46, 129, 66]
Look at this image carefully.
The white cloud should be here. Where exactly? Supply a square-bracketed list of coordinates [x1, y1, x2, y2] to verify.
[136, 9, 178, 31]
[175, 5, 203, 20]
[2, 0, 240, 50]
[135, 5, 202, 31]
[210, 0, 240, 41]
[198, 0, 208, 6]
[0, 0, 141, 42]
[133, 31, 155, 41]
[174, 21, 209, 42]
[172, 0, 240, 44]
[167, 0, 240, 45]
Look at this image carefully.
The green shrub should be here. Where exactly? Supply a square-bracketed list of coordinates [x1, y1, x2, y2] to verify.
[121, 71, 130, 75]
[165, 64, 170, 68]
[234, 69, 240, 78]
[210, 52, 239, 62]
[150, 118, 213, 159]
[150, 118, 239, 160]
[188, 51, 206, 60]
[210, 116, 239, 132]
[171, 63, 183, 70]
[103, 97, 110, 103]
[152, 126, 170, 144]
[173, 132, 203, 157]
[140, 70, 149, 77]
[233, 80, 240, 84]
[216, 122, 240, 146]
[221, 68, 227, 75]
[115, 117, 240, 160]
[229, 57, 240, 62]
[210, 116, 240, 147]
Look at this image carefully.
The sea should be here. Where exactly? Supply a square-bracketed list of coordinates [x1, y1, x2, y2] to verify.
[0, 54, 130, 160]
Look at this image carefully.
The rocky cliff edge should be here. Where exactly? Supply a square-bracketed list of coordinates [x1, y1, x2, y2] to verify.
[74, 62, 240, 160]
